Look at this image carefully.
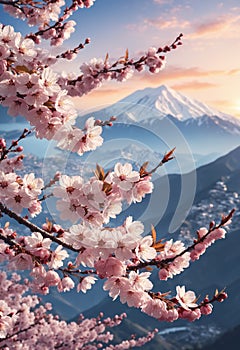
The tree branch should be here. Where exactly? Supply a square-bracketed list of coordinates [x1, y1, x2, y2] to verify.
[0, 202, 79, 252]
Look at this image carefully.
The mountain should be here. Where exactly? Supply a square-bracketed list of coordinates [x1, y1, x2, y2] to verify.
[77, 85, 240, 159]
[202, 323, 240, 350]
[118, 85, 236, 122]
[79, 85, 239, 124]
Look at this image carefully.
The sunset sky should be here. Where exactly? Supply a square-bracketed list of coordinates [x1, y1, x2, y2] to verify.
[1, 0, 240, 116]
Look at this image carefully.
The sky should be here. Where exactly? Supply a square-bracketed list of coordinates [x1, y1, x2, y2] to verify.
[1, 0, 240, 116]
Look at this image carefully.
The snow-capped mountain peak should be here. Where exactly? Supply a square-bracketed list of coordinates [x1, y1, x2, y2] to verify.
[120, 84, 236, 122]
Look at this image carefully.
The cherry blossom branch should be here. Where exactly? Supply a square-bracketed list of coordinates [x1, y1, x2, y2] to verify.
[56, 38, 91, 60]
[127, 209, 235, 272]
[0, 128, 31, 161]
[1, 0, 96, 46]
[0, 315, 46, 343]
[194, 288, 228, 309]
[140, 147, 176, 177]
[161, 208, 235, 265]
[66, 34, 183, 88]
[0, 0, 19, 5]
[0, 201, 78, 252]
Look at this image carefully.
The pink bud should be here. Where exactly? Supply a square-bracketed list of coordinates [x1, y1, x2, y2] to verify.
[16, 146, 23, 152]
[200, 304, 213, 315]
[216, 292, 228, 302]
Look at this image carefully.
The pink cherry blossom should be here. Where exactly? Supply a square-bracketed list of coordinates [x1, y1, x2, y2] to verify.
[120, 289, 146, 308]
[178, 308, 201, 322]
[77, 276, 97, 293]
[95, 257, 126, 278]
[58, 276, 75, 292]
[103, 277, 131, 301]
[48, 245, 69, 269]
[141, 297, 167, 319]
[128, 271, 153, 291]
[200, 303, 213, 315]
[176, 286, 198, 310]
[111, 163, 140, 191]
[135, 236, 157, 262]
[8, 253, 33, 270]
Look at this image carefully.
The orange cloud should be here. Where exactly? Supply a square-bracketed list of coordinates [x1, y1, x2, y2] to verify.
[138, 65, 224, 84]
[189, 14, 240, 39]
[209, 99, 232, 108]
[144, 16, 190, 30]
[227, 69, 240, 76]
[171, 81, 217, 90]
[74, 87, 134, 113]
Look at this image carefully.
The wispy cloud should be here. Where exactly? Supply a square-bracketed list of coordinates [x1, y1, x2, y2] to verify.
[74, 87, 133, 112]
[171, 81, 217, 90]
[210, 99, 232, 108]
[138, 65, 224, 84]
[144, 16, 190, 30]
[189, 14, 240, 39]
[227, 68, 240, 76]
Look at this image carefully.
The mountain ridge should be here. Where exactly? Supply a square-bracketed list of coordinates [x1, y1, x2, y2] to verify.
[119, 84, 238, 123]
[76, 84, 240, 158]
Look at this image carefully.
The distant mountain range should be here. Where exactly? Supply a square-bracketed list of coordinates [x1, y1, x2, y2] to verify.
[115, 84, 238, 122]
[1, 85, 240, 171]
[202, 323, 240, 350]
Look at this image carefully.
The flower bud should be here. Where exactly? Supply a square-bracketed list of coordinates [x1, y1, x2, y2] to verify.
[216, 291, 228, 302]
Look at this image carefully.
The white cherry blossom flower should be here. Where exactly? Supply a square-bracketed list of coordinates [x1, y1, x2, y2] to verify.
[176, 285, 198, 310]
[77, 276, 97, 293]
[128, 271, 153, 291]
[135, 236, 157, 262]
[48, 246, 69, 269]
[112, 163, 140, 191]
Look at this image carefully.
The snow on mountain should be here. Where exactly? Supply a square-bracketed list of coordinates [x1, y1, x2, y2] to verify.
[119, 85, 239, 124]
[76, 84, 240, 161]
[78, 84, 240, 130]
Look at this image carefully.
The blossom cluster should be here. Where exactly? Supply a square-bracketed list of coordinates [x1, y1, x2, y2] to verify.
[58, 49, 166, 98]
[0, 24, 105, 156]
[52, 162, 153, 224]
[0, 271, 156, 349]
[190, 226, 227, 261]
[157, 224, 227, 281]
[0, 171, 43, 217]
[0, 132, 233, 323]
[4, 0, 96, 46]
[0, 199, 231, 323]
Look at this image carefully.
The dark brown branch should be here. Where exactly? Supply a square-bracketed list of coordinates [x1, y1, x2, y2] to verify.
[0, 202, 79, 252]
[127, 209, 235, 272]
[0, 128, 31, 162]
[68, 34, 183, 86]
